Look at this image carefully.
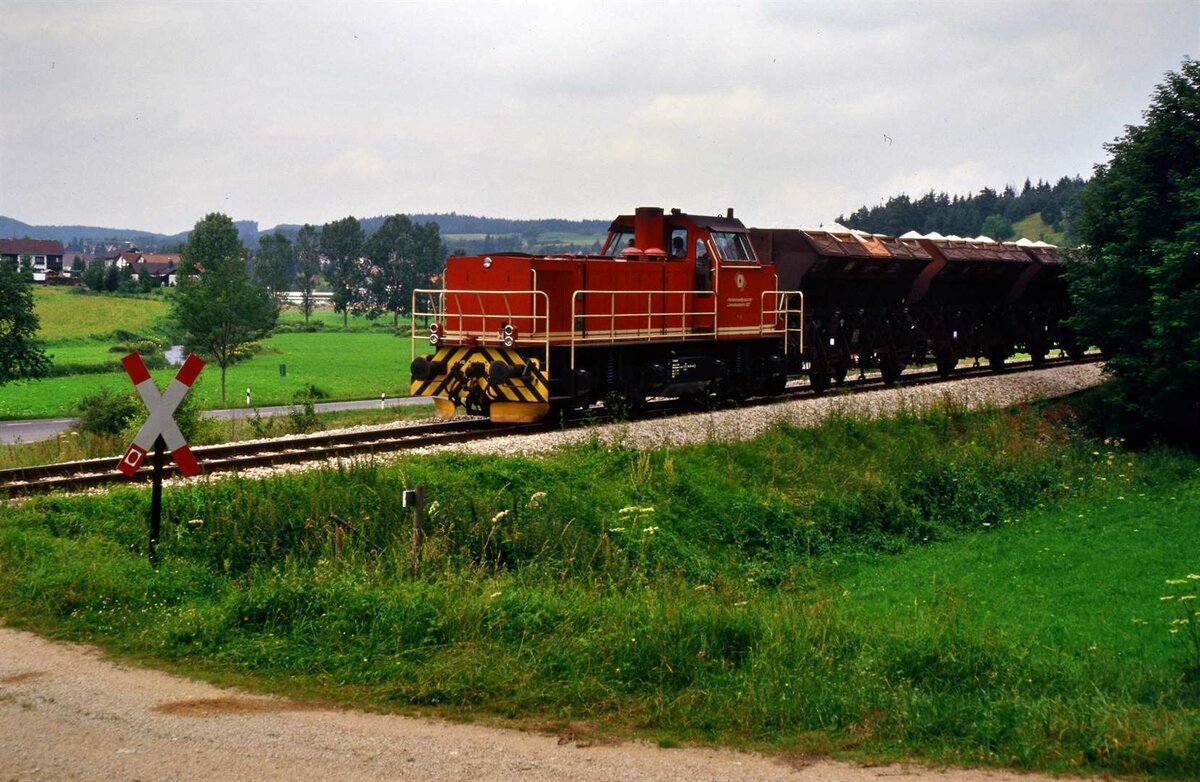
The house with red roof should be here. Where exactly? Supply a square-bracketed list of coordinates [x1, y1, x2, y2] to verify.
[112, 250, 182, 286]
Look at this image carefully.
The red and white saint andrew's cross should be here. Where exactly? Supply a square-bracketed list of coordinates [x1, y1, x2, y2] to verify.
[116, 353, 205, 478]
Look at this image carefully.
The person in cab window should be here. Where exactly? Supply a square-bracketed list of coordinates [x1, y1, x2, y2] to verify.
[671, 236, 686, 258]
[694, 239, 712, 290]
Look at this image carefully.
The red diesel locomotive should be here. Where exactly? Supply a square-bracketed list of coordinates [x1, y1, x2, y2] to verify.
[409, 206, 1073, 423]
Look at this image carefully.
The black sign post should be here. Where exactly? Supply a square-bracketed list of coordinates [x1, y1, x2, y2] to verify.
[149, 435, 166, 568]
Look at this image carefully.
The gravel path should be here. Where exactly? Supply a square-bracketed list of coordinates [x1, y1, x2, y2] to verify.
[0, 627, 1091, 781]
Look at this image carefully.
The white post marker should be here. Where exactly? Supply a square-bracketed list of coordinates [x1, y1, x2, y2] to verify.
[117, 353, 205, 477]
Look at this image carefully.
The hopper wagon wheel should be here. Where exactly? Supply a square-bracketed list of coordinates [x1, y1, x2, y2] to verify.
[809, 369, 831, 394]
[935, 350, 958, 378]
[1029, 340, 1048, 367]
[986, 344, 1009, 373]
[879, 353, 904, 386]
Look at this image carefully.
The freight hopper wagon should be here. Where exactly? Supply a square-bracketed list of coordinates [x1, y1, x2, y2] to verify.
[409, 207, 802, 422]
[749, 224, 1075, 391]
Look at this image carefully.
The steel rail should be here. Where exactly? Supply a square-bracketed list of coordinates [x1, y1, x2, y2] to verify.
[2, 418, 538, 498]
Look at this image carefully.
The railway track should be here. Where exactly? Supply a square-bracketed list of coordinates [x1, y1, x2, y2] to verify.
[1, 418, 540, 499]
[2, 354, 1097, 499]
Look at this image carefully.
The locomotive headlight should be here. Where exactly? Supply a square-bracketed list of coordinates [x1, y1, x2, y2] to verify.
[429, 323, 441, 345]
[483, 257, 493, 268]
[502, 323, 517, 347]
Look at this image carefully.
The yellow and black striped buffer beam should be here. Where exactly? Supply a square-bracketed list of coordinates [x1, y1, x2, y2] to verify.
[411, 345, 549, 404]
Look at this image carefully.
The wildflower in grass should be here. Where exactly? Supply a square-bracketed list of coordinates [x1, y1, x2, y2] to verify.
[528, 491, 546, 509]
[491, 509, 509, 524]
[427, 500, 440, 516]
[697, 650, 707, 659]
[187, 518, 204, 527]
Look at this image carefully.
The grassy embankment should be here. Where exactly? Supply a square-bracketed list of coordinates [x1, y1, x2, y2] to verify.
[1, 397, 1197, 777]
[1012, 213, 1068, 246]
[1, 288, 417, 420]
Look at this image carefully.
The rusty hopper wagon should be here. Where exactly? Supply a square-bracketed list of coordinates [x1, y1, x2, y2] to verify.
[409, 206, 1075, 423]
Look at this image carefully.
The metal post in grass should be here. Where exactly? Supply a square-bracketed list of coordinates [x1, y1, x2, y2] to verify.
[403, 485, 426, 574]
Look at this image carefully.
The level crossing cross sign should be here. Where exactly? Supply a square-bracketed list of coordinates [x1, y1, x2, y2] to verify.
[117, 352, 205, 477]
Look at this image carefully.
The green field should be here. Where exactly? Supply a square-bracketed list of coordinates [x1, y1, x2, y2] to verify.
[1, 331, 414, 418]
[1, 398, 1197, 776]
[32, 287, 170, 341]
[2, 288, 417, 420]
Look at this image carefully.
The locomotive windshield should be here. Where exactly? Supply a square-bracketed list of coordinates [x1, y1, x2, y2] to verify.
[602, 230, 635, 256]
[710, 231, 757, 263]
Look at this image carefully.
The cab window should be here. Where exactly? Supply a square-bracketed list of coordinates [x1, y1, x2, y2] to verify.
[710, 231, 756, 263]
[602, 229, 634, 256]
[669, 228, 688, 258]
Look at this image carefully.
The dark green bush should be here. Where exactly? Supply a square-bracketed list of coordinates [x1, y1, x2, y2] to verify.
[77, 387, 142, 436]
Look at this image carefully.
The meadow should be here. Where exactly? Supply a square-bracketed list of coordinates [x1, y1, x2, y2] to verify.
[1, 396, 1197, 777]
[2, 288, 416, 419]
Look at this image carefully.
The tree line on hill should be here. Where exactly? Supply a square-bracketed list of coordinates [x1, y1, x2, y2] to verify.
[838, 175, 1087, 242]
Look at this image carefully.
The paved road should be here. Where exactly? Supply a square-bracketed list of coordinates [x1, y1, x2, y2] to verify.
[0, 397, 432, 445]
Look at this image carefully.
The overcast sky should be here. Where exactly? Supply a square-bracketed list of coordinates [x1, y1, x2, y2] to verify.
[1, 0, 1196, 234]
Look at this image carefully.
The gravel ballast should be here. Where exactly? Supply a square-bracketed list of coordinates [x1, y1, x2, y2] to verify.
[418, 362, 1105, 458]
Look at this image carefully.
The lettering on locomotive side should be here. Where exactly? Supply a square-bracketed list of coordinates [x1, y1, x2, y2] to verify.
[725, 297, 753, 309]
[670, 359, 699, 378]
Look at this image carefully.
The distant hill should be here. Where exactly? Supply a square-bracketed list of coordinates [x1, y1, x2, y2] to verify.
[0, 215, 259, 252]
[0, 212, 611, 254]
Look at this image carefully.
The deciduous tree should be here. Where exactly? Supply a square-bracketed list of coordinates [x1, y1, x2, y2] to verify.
[320, 216, 365, 327]
[174, 213, 279, 405]
[254, 231, 294, 298]
[0, 259, 50, 384]
[295, 224, 321, 324]
[363, 214, 448, 327]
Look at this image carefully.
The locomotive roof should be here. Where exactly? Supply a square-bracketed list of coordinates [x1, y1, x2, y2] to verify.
[609, 212, 749, 232]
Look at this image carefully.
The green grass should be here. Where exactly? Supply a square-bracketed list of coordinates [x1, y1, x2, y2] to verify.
[33, 287, 169, 341]
[1013, 213, 1068, 246]
[1, 398, 1198, 776]
[6, 329, 415, 420]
